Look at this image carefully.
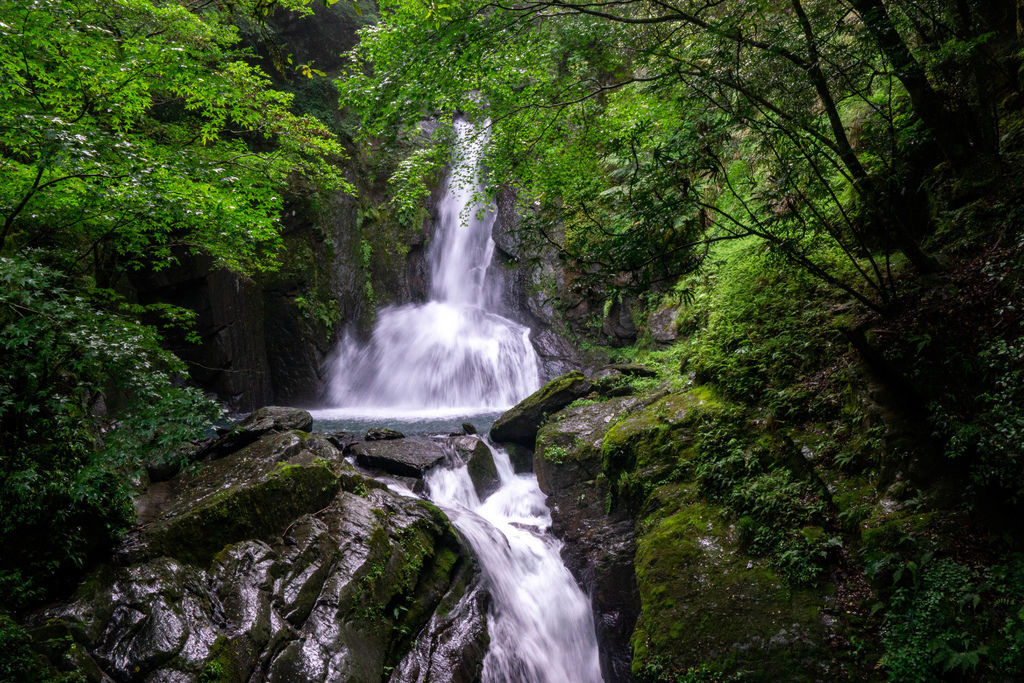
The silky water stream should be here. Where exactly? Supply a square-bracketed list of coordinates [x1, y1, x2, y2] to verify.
[314, 120, 603, 682]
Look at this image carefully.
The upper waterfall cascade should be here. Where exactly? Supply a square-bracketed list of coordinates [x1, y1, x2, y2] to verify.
[324, 120, 540, 416]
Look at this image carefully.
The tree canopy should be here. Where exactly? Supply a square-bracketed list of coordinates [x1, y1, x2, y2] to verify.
[0, 0, 350, 608]
[0, 0, 349, 276]
[338, 0, 1019, 308]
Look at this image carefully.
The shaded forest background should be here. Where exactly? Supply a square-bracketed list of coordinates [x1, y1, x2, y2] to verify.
[2, 0, 1024, 680]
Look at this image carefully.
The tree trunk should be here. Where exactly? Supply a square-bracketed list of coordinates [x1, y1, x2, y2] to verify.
[850, 0, 984, 162]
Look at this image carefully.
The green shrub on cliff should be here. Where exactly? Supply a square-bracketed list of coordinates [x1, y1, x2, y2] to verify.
[0, 256, 222, 610]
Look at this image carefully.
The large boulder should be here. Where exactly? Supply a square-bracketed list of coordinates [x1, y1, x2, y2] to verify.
[647, 306, 679, 346]
[490, 371, 593, 447]
[389, 566, 490, 683]
[349, 437, 448, 478]
[36, 463, 485, 682]
[546, 388, 833, 681]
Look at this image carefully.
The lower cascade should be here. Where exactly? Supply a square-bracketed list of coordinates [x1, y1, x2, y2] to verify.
[319, 119, 603, 681]
[427, 441, 603, 682]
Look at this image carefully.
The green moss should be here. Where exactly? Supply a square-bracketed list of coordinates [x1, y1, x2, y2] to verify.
[631, 491, 825, 680]
[146, 462, 340, 566]
[599, 388, 728, 512]
[537, 371, 588, 399]
[861, 511, 938, 555]
[199, 635, 246, 683]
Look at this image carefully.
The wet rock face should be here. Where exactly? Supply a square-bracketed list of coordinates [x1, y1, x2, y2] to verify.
[390, 568, 490, 683]
[490, 371, 594, 447]
[452, 436, 500, 500]
[490, 187, 581, 381]
[349, 437, 448, 478]
[36, 422, 488, 683]
[534, 397, 646, 683]
[130, 255, 274, 412]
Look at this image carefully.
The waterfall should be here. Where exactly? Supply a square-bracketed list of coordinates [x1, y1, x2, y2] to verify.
[324, 119, 540, 416]
[318, 119, 602, 683]
[426, 442, 603, 683]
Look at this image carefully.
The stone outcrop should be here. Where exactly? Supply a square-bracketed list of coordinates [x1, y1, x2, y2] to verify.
[490, 187, 581, 381]
[527, 387, 834, 681]
[490, 371, 593, 447]
[31, 411, 489, 683]
[533, 397, 646, 683]
[202, 406, 315, 458]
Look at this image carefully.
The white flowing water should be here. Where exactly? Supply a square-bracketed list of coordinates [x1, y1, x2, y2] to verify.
[427, 442, 603, 683]
[323, 119, 539, 415]
[316, 119, 602, 682]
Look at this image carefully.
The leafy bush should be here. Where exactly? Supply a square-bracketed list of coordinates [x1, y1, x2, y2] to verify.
[0, 256, 221, 610]
[878, 554, 1024, 681]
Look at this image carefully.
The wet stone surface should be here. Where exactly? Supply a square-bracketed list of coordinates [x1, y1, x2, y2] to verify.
[33, 428, 488, 683]
[348, 437, 448, 478]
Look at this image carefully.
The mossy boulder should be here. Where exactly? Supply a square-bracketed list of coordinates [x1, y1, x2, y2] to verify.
[631, 486, 829, 680]
[490, 371, 593, 447]
[131, 430, 345, 566]
[534, 395, 642, 496]
[606, 362, 658, 378]
[599, 389, 720, 509]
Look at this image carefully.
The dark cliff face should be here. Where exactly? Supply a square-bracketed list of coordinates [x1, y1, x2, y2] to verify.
[131, 255, 275, 410]
[489, 188, 582, 381]
[131, 190, 368, 411]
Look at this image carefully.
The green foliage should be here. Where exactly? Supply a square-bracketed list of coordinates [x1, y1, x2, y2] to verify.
[543, 445, 569, 465]
[930, 336, 1024, 501]
[0, 0, 358, 611]
[0, 256, 222, 609]
[335, 0, 1016, 309]
[0, 612, 83, 682]
[876, 554, 1024, 681]
[294, 293, 341, 334]
[0, 0, 349, 273]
